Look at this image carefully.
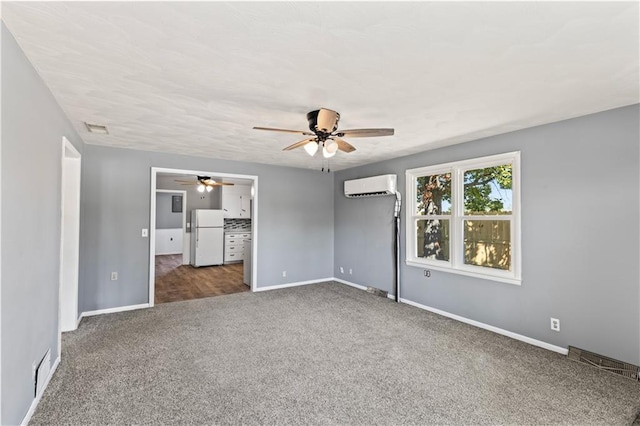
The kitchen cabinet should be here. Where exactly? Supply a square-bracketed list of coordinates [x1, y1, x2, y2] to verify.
[224, 232, 251, 263]
[243, 238, 252, 286]
[222, 193, 240, 218]
[222, 185, 252, 219]
[240, 195, 251, 218]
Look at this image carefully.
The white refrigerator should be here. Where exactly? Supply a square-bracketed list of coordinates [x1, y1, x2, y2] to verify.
[190, 209, 224, 267]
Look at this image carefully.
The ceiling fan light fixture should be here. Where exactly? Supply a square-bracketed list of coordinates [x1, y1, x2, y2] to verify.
[325, 140, 338, 154]
[197, 184, 205, 193]
[206, 185, 213, 192]
[303, 141, 318, 157]
[322, 145, 336, 159]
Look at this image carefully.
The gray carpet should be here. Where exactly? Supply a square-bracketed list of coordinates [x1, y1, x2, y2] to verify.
[31, 282, 640, 425]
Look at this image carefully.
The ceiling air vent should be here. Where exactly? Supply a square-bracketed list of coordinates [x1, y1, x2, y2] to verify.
[568, 346, 639, 381]
[85, 122, 109, 134]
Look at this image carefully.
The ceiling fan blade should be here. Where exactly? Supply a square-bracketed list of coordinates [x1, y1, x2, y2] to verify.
[335, 128, 394, 138]
[253, 126, 314, 136]
[283, 137, 316, 151]
[208, 182, 234, 186]
[333, 138, 356, 153]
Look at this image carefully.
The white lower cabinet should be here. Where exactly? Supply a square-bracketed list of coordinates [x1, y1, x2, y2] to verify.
[224, 251, 244, 263]
[224, 232, 251, 263]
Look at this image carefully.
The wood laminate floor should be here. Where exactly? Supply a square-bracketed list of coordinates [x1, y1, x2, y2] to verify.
[155, 254, 248, 304]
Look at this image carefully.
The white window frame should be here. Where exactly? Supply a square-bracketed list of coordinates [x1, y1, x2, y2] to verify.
[405, 151, 521, 285]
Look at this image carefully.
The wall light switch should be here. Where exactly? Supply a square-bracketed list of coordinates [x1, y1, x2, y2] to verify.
[141, 228, 148, 237]
[110, 272, 118, 281]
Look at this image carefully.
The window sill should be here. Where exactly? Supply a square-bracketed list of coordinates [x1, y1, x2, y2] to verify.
[405, 260, 522, 286]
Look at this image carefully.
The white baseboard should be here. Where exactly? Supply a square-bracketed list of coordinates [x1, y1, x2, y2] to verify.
[329, 279, 566, 356]
[332, 277, 396, 300]
[254, 277, 333, 292]
[399, 298, 568, 355]
[80, 303, 150, 320]
[20, 355, 61, 426]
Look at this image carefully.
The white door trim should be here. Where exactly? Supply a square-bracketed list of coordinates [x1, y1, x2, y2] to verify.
[58, 137, 81, 357]
[149, 167, 259, 307]
[155, 189, 187, 262]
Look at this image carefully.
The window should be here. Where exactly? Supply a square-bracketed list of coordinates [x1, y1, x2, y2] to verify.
[406, 152, 521, 285]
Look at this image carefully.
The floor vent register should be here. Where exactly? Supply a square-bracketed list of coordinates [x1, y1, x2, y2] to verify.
[568, 346, 639, 381]
[366, 287, 388, 298]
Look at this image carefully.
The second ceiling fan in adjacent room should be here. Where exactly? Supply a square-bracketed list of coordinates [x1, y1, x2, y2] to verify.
[175, 176, 234, 193]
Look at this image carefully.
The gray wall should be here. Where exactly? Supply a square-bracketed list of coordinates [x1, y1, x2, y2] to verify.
[79, 145, 334, 312]
[1, 24, 85, 425]
[334, 105, 640, 365]
[156, 175, 221, 231]
[155, 193, 183, 229]
[2, 17, 637, 423]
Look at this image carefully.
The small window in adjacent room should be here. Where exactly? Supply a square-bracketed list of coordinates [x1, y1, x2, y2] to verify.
[171, 195, 183, 213]
[406, 152, 521, 285]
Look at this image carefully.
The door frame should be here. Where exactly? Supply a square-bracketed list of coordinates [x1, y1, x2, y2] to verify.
[58, 137, 81, 355]
[149, 167, 259, 307]
[155, 189, 188, 263]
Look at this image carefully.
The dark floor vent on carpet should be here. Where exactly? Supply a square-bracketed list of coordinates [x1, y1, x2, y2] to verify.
[568, 346, 639, 381]
[366, 287, 388, 298]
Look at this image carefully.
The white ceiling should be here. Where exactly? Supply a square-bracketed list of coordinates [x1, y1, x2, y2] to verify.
[2, 2, 638, 171]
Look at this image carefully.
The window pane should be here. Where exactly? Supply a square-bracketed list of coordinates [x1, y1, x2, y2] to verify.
[417, 219, 450, 261]
[416, 173, 451, 215]
[463, 220, 511, 270]
[463, 164, 512, 215]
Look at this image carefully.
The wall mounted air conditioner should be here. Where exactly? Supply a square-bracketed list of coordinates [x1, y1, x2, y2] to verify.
[344, 174, 397, 198]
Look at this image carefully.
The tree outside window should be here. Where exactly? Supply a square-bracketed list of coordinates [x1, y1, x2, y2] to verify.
[406, 152, 520, 284]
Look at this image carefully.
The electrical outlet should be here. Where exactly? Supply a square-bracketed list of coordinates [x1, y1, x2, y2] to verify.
[550, 317, 560, 332]
[282, 271, 286, 277]
[340, 267, 344, 274]
[110, 272, 118, 281]
[424, 270, 431, 277]
[349, 268, 353, 275]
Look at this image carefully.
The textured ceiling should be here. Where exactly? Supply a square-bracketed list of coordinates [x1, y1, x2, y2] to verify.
[2, 2, 638, 171]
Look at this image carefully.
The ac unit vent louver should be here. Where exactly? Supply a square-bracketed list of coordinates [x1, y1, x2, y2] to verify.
[568, 346, 639, 381]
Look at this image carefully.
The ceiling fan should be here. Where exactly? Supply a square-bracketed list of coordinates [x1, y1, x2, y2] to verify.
[253, 108, 394, 159]
[174, 176, 234, 193]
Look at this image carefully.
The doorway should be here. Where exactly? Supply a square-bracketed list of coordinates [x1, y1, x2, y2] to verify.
[149, 168, 258, 306]
[59, 137, 81, 342]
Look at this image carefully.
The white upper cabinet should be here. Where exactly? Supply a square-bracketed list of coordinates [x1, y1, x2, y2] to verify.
[222, 185, 252, 219]
[240, 194, 251, 218]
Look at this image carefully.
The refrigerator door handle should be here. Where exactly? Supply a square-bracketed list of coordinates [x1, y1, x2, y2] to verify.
[196, 228, 199, 248]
